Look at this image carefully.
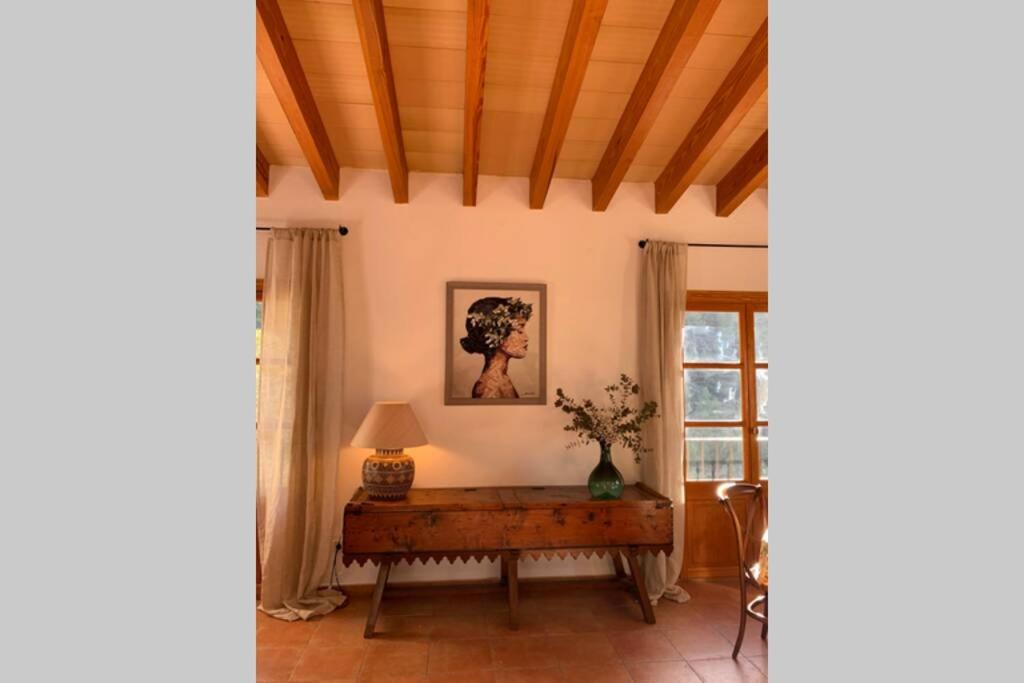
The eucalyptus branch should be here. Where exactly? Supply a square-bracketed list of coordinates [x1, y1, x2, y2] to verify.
[554, 375, 659, 463]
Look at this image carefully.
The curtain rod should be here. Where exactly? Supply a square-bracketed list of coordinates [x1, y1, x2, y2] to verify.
[638, 239, 766, 249]
[254, 229, 761, 248]
[256, 225, 349, 235]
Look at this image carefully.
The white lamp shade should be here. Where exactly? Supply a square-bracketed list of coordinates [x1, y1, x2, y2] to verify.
[351, 401, 428, 450]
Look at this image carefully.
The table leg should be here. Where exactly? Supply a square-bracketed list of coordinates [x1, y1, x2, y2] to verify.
[624, 551, 656, 625]
[500, 556, 508, 586]
[611, 552, 626, 579]
[364, 559, 392, 638]
[506, 551, 519, 630]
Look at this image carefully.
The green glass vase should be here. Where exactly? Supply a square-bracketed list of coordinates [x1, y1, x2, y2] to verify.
[588, 440, 624, 500]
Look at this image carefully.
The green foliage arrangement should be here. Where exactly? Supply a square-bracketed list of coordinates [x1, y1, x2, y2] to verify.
[554, 374, 659, 463]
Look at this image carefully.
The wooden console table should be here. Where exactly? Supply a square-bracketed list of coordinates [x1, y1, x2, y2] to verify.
[342, 484, 673, 638]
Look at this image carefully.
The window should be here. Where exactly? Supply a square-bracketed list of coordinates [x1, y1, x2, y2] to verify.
[683, 294, 767, 482]
[256, 280, 263, 419]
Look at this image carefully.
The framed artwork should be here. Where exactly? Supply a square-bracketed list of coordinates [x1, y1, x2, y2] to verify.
[445, 282, 547, 405]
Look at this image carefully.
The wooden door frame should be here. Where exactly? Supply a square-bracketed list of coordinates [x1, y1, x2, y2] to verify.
[682, 291, 767, 578]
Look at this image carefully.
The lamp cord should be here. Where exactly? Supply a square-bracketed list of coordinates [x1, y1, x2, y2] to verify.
[329, 541, 343, 594]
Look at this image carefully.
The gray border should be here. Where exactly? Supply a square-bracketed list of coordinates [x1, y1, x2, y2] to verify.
[774, 1, 1024, 680]
[4, 1, 254, 680]
[445, 281, 547, 405]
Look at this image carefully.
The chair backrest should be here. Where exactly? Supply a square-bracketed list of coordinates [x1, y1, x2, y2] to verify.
[716, 482, 766, 584]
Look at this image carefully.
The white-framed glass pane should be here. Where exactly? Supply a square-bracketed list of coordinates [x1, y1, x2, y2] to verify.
[756, 369, 767, 420]
[686, 427, 744, 481]
[685, 369, 742, 421]
[757, 425, 768, 479]
[683, 312, 740, 363]
[754, 312, 767, 362]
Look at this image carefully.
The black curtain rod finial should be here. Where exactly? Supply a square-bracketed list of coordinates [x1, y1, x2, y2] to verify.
[638, 239, 647, 248]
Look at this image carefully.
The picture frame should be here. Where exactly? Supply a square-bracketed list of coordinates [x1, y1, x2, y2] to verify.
[445, 281, 547, 405]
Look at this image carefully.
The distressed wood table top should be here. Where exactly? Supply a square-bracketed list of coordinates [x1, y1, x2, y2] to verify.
[343, 483, 673, 564]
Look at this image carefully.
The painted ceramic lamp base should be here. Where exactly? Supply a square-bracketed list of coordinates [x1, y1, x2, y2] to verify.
[363, 450, 415, 500]
[588, 441, 624, 500]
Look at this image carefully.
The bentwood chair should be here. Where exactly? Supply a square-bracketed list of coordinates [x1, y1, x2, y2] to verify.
[716, 482, 768, 659]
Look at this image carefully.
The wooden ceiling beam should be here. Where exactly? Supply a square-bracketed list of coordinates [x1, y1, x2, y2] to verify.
[256, 0, 339, 200]
[256, 145, 270, 197]
[654, 19, 767, 214]
[463, 0, 489, 207]
[715, 130, 767, 217]
[528, 0, 608, 209]
[353, 0, 409, 204]
[590, 0, 721, 212]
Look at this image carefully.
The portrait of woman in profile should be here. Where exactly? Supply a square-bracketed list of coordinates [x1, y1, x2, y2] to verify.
[459, 297, 534, 399]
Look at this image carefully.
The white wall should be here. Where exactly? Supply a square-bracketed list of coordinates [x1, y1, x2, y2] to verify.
[257, 166, 767, 584]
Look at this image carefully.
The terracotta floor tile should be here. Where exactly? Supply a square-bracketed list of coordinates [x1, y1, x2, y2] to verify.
[609, 630, 681, 662]
[705, 614, 743, 638]
[477, 592, 516, 613]
[536, 607, 603, 635]
[588, 588, 637, 608]
[379, 597, 436, 617]
[728, 627, 768, 658]
[254, 580, 768, 683]
[590, 606, 652, 632]
[429, 614, 492, 640]
[493, 667, 565, 683]
[256, 646, 303, 682]
[562, 662, 633, 682]
[428, 639, 494, 674]
[692, 601, 744, 624]
[625, 660, 703, 683]
[256, 616, 320, 646]
[357, 674, 428, 683]
[428, 671, 496, 682]
[433, 592, 507, 616]
[311, 614, 369, 645]
[291, 644, 367, 681]
[373, 615, 435, 641]
[338, 598, 372, 618]
[664, 622, 736, 661]
[483, 609, 549, 637]
[671, 600, 706, 613]
[256, 610, 275, 629]
[542, 633, 618, 667]
[688, 657, 767, 682]
[369, 639, 431, 655]
[489, 636, 558, 668]
[745, 655, 768, 676]
[679, 581, 743, 603]
[653, 604, 716, 631]
[360, 640, 430, 678]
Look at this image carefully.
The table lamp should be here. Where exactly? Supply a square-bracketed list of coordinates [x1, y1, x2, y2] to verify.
[351, 401, 428, 500]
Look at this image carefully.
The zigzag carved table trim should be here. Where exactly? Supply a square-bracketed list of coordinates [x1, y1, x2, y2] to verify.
[342, 484, 673, 637]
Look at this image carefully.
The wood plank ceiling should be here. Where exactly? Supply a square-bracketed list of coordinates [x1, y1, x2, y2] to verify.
[256, 0, 768, 214]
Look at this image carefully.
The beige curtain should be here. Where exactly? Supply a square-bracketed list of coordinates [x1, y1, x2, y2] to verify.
[638, 240, 689, 604]
[258, 228, 347, 621]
